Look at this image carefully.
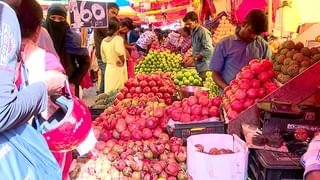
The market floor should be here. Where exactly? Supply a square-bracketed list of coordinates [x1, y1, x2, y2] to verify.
[81, 84, 98, 107]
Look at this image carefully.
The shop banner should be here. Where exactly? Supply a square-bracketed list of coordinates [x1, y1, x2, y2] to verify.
[68, 0, 108, 28]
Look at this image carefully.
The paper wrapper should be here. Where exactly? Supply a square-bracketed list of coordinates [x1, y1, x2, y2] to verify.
[187, 134, 249, 180]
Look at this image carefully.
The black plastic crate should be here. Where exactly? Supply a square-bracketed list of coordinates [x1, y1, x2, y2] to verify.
[89, 108, 105, 121]
[167, 120, 225, 143]
[248, 150, 304, 180]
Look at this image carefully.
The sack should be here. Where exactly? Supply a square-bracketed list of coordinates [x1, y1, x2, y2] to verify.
[0, 124, 62, 180]
[187, 134, 249, 180]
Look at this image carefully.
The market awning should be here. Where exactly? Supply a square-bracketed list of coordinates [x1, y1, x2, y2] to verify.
[131, 0, 201, 24]
[37, 0, 130, 6]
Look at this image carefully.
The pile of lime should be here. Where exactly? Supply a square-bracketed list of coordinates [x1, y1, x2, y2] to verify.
[173, 69, 202, 86]
[135, 50, 183, 74]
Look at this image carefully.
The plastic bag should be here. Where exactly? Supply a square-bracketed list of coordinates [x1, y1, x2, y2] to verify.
[0, 124, 62, 180]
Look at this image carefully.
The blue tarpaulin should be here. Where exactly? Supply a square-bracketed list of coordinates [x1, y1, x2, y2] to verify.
[116, 0, 130, 6]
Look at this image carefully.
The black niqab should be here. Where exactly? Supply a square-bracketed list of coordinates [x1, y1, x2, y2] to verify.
[44, 4, 68, 60]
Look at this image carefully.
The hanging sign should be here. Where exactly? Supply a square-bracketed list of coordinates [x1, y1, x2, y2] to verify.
[68, 0, 108, 28]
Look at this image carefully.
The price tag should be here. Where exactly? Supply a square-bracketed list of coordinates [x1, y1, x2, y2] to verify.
[68, 0, 108, 28]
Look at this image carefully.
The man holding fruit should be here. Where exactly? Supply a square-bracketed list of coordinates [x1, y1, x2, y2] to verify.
[209, 9, 272, 89]
[183, 11, 214, 81]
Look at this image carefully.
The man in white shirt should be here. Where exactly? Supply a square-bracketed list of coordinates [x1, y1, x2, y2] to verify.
[136, 28, 161, 53]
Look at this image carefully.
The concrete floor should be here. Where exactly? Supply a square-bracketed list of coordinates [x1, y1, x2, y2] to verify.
[81, 84, 98, 107]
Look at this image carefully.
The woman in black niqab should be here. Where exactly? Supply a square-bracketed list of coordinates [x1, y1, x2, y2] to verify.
[44, 4, 68, 63]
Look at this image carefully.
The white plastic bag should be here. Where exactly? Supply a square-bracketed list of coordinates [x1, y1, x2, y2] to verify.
[187, 134, 249, 180]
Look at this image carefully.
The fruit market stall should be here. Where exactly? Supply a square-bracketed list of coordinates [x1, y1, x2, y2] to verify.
[70, 38, 320, 180]
[59, 0, 320, 179]
[69, 70, 227, 179]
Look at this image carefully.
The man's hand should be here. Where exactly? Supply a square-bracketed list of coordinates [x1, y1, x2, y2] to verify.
[212, 71, 228, 89]
[44, 71, 66, 96]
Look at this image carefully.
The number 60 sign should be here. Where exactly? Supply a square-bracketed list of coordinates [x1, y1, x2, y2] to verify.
[69, 0, 108, 28]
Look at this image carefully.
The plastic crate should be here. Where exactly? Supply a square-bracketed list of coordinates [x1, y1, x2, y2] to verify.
[248, 150, 304, 180]
[89, 108, 105, 121]
[167, 119, 225, 143]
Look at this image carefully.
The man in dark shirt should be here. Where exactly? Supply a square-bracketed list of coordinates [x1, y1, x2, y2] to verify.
[94, 2, 119, 94]
[128, 25, 140, 44]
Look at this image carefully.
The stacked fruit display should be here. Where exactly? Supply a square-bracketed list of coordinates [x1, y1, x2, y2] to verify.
[272, 40, 320, 84]
[173, 69, 202, 86]
[150, 41, 170, 52]
[203, 71, 220, 98]
[92, 95, 169, 142]
[222, 59, 279, 120]
[150, 41, 159, 50]
[212, 16, 236, 45]
[166, 91, 221, 122]
[73, 138, 188, 180]
[183, 48, 194, 67]
[115, 73, 175, 105]
[135, 50, 183, 74]
[269, 40, 280, 54]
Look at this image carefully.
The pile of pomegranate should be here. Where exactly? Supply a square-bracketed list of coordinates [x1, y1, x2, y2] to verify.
[76, 137, 188, 180]
[93, 95, 169, 142]
[166, 91, 221, 122]
[194, 144, 233, 155]
[222, 59, 279, 120]
[115, 73, 175, 105]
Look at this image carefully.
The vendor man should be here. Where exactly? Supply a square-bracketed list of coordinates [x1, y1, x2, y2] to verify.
[210, 9, 272, 89]
[183, 11, 213, 81]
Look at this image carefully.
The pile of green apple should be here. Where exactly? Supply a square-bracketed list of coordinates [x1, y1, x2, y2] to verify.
[173, 69, 202, 86]
[135, 50, 183, 74]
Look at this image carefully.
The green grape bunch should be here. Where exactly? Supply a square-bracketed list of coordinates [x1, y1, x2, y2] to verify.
[203, 71, 220, 98]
